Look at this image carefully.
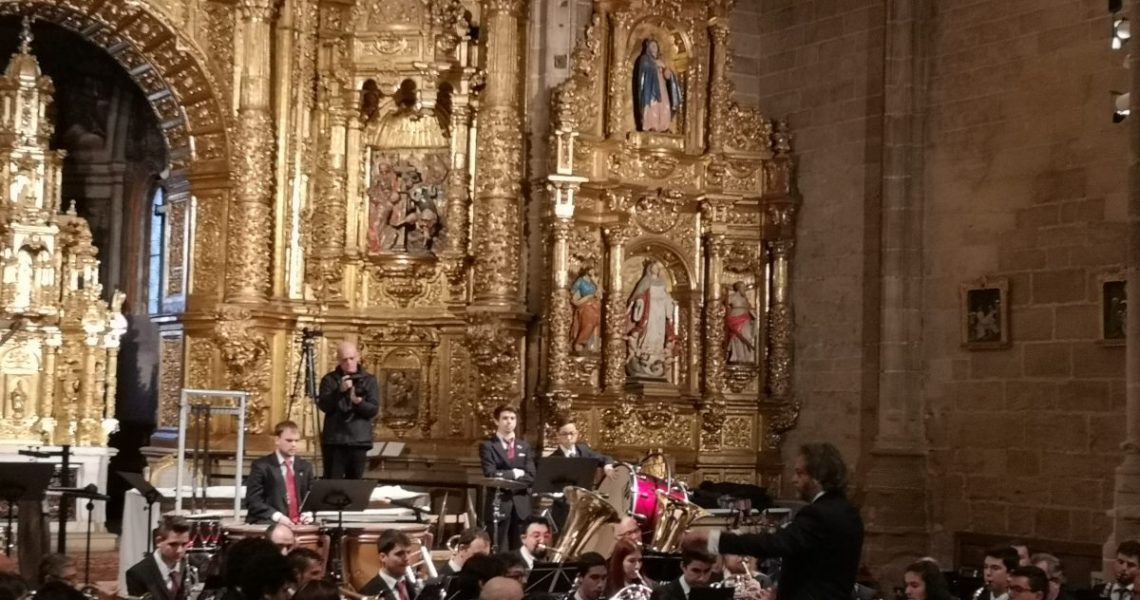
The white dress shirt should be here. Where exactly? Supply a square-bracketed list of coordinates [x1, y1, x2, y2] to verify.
[558, 445, 577, 457]
[678, 577, 692, 599]
[519, 546, 537, 569]
[152, 550, 179, 592]
[378, 570, 405, 599]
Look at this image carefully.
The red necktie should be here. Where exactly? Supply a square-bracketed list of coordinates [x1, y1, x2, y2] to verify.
[397, 579, 411, 600]
[169, 571, 181, 600]
[506, 439, 516, 460]
[285, 459, 300, 523]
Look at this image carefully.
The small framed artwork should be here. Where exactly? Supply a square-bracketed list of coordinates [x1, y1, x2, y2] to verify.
[961, 277, 1009, 350]
[1100, 276, 1126, 345]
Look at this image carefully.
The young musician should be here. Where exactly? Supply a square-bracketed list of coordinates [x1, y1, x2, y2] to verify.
[605, 541, 652, 598]
[1100, 541, 1140, 600]
[245, 421, 315, 526]
[478, 405, 535, 550]
[125, 516, 192, 600]
[576, 553, 609, 600]
[441, 528, 492, 576]
[549, 418, 616, 475]
[975, 546, 1019, 600]
[650, 547, 714, 600]
[360, 530, 414, 600]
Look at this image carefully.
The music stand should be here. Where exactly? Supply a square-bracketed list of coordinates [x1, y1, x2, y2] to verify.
[0, 463, 53, 557]
[118, 471, 166, 555]
[525, 561, 581, 595]
[471, 476, 526, 551]
[51, 485, 109, 586]
[641, 550, 682, 584]
[302, 479, 376, 584]
[690, 588, 734, 600]
[533, 457, 598, 495]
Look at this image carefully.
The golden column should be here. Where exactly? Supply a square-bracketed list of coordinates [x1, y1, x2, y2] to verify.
[602, 222, 631, 395]
[702, 233, 727, 396]
[765, 237, 795, 443]
[707, 18, 730, 153]
[227, 0, 278, 303]
[472, 0, 527, 308]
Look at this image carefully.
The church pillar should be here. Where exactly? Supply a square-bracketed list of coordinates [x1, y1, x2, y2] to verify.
[472, 0, 527, 308]
[703, 233, 727, 397]
[1109, 0, 1140, 563]
[226, 0, 278, 303]
[707, 17, 729, 153]
[862, 0, 930, 579]
[603, 223, 631, 395]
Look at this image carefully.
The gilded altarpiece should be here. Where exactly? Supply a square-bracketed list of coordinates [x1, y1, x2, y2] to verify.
[542, 0, 800, 485]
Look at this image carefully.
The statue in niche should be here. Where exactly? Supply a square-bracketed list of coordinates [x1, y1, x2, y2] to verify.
[633, 38, 683, 133]
[9, 380, 26, 419]
[570, 265, 602, 354]
[625, 259, 676, 379]
[366, 152, 446, 255]
[724, 282, 757, 364]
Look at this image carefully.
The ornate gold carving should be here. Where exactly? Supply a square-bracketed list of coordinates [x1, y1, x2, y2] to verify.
[600, 398, 692, 448]
[226, 109, 275, 302]
[447, 341, 472, 436]
[634, 188, 685, 234]
[464, 314, 520, 427]
[214, 307, 271, 434]
[367, 260, 442, 308]
[361, 323, 440, 436]
[186, 336, 215, 390]
[159, 334, 184, 429]
[722, 416, 752, 449]
[475, 108, 523, 198]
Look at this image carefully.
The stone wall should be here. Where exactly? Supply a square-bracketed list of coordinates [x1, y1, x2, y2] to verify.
[731, 0, 1131, 574]
[922, 0, 1128, 559]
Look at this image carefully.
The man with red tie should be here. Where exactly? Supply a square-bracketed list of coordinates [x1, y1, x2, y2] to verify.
[246, 420, 315, 526]
[360, 530, 414, 600]
[478, 405, 536, 551]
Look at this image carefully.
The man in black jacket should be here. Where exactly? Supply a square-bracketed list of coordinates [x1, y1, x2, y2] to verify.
[125, 516, 192, 600]
[478, 405, 536, 550]
[547, 416, 615, 530]
[688, 442, 864, 600]
[245, 420, 315, 526]
[650, 547, 715, 600]
[359, 529, 413, 600]
[317, 341, 380, 479]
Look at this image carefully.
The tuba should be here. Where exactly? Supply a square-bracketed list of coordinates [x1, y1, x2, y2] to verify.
[647, 488, 709, 553]
[546, 487, 620, 562]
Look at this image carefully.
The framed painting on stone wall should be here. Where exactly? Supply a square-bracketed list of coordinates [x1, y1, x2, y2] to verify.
[1100, 276, 1126, 345]
[961, 277, 1009, 350]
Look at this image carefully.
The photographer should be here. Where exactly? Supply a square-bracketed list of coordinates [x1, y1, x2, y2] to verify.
[317, 342, 380, 479]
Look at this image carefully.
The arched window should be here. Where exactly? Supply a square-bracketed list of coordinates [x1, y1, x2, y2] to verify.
[146, 184, 166, 314]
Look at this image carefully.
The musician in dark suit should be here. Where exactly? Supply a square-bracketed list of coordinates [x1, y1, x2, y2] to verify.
[478, 405, 536, 550]
[689, 442, 864, 600]
[126, 516, 192, 600]
[360, 530, 414, 600]
[547, 416, 615, 530]
[440, 528, 492, 576]
[650, 547, 715, 600]
[245, 420, 315, 526]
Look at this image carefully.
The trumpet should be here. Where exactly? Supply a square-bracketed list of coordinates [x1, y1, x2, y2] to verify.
[405, 545, 439, 592]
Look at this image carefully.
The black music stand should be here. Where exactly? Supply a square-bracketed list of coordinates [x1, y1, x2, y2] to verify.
[302, 479, 375, 584]
[0, 463, 53, 557]
[690, 588, 734, 600]
[532, 457, 598, 533]
[52, 485, 109, 586]
[473, 477, 526, 552]
[641, 550, 683, 584]
[118, 471, 166, 555]
[525, 561, 581, 595]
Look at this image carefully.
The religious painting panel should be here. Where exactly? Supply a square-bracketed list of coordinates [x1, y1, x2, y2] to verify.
[1100, 276, 1126, 345]
[961, 277, 1009, 350]
[364, 149, 448, 257]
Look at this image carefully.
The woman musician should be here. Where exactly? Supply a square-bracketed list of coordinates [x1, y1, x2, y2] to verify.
[605, 541, 655, 599]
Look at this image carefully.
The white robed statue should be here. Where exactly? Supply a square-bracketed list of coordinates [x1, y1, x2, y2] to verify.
[625, 260, 676, 379]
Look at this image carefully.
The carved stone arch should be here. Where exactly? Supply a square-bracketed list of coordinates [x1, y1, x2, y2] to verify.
[0, 0, 232, 176]
[624, 237, 695, 292]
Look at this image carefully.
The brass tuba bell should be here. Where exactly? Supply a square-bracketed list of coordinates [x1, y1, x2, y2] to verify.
[647, 488, 709, 553]
[546, 486, 619, 562]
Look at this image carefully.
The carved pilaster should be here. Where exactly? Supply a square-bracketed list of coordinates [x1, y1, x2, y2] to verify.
[707, 23, 730, 153]
[446, 104, 473, 254]
[603, 224, 631, 393]
[39, 331, 59, 440]
[765, 239, 796, 447]
[703, 235, 727, 395]
[548, 218, 574, 390]
[226, 1, 278, 302]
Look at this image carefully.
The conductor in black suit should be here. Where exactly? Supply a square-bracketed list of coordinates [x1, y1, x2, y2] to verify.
[245, 420, 316, 526]
[125, 516, 192, 600]
[548, 416, 615, 529]
[317, 341, 380, 479]
[478, 405, 536, 550]
[689, 442, 864, 600]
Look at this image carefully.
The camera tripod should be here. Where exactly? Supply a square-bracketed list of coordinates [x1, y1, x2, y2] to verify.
[285, 328, 324, 464]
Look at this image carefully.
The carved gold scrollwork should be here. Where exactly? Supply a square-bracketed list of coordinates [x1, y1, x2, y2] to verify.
[634, 189, 685, 234]
[464, 314, 520, 430]
[214, 306, 271, 434]
[361, 323, 440, 437]
[600, 396, 692, 448]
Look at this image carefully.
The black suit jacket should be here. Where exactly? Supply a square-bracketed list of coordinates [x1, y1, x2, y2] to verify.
[244, 452, 315, 524]
[650, 580, 686, 600]
[718, 491, 863, 600]
[125, 554, 182, 600]
[549, 443, 614, 467]
[360, 574, 414, 600]
[478, 436, 536, 518]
